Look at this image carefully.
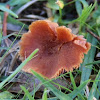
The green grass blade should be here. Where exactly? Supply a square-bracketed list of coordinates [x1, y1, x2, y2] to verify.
[0, 91, 14, 99]
[75, 1, 82, 16]
[69, 71, 76, 89]
[79, 0, 88, 8]
[46, 0, 59, 10]
[0, 12, 28, 29]
[95, 81, 100, 100]
[31, 70, 73, 100]
[1, 33, 17, 40]
[0, 49, 39, 89]
[6, 0, 30, 6]
[68, 79, 91, 98]
[20, 85, 33, 100]
[85, 60, 100, 66]
[0, 33, 2, 45]
[88, 70, 100, 100]
[0, 5, 18, 18]
[0, 47, 8, 50]
[51, 80, 72, 93]
[42, 88, 48, 100]
[0, 15, 2, 44]
[78, 4, 93, 27]
[0, 99, 20, 100]
[38, 97, 58, 100]
[70, 2, 96, 26]
[80, 34, 97, 84]
[0, 15, 2, 31]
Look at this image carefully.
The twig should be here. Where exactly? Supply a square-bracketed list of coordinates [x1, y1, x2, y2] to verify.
[16, 0, 38, 15]
[9, 52, 19, 73]
[1, 5, 14, 76]
[3, 5, 9, 36]
[86, 28, 100, 41]
[2, 5, 11, 47]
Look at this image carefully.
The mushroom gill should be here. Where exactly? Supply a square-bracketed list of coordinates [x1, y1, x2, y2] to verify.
[19, 20, 91, 79]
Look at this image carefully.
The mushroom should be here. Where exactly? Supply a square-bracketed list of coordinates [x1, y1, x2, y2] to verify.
[19, 20, 91, 79]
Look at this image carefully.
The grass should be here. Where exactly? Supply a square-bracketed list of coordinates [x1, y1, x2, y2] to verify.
[0, 0, 100, 100]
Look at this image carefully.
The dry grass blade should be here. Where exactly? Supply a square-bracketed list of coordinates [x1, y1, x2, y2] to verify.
[24, 15, 46, 20]
[16, 0, 38, 15]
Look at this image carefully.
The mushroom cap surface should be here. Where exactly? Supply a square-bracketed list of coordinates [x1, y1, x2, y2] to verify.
[19, 20, 91, 79]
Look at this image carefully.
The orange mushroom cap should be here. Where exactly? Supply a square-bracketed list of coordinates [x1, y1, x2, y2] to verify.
[19, 20, 91, 79]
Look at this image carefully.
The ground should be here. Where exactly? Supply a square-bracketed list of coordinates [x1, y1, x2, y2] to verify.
[0, 0, 100, 100]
